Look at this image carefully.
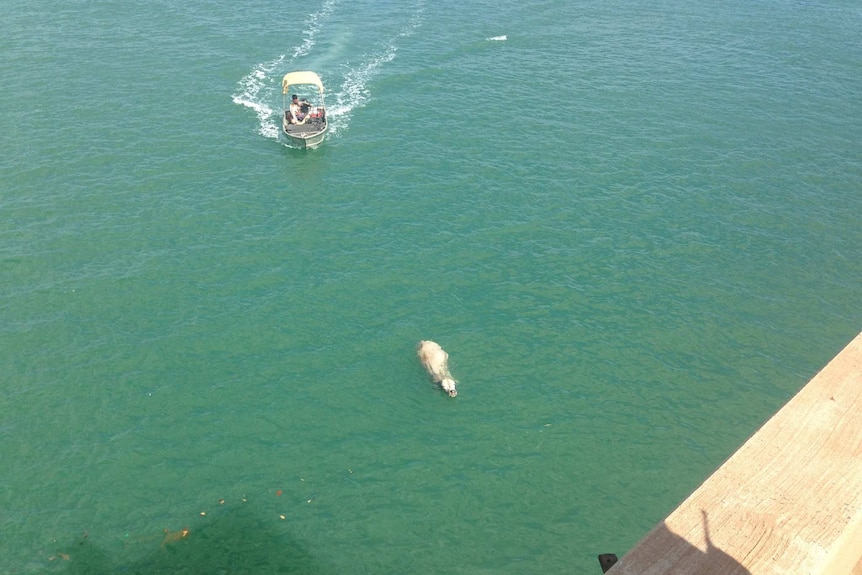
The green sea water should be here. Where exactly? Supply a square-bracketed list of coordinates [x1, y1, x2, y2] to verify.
[2, 0, 860, 573]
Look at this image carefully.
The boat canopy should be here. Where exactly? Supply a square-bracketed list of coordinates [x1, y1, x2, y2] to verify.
[282, 71, 324, 94]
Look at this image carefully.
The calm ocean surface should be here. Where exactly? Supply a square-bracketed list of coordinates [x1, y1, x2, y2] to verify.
[2, 0, 860, 573]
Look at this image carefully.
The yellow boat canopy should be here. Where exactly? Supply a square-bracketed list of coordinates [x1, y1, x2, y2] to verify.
[282, 71, 324, 94]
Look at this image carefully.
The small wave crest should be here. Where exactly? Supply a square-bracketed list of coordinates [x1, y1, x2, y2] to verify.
[487, 35, 507, 41]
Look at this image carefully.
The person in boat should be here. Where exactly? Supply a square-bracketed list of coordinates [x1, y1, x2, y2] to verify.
[288, 94, 311, 125]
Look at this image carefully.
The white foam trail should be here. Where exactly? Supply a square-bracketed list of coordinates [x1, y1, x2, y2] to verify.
[232, 0, 339, 140]
[327, 0, 425, 138]
[487, 35, 507, 41]
[292, 0, 338, 59]
[232, 55, 286, 139]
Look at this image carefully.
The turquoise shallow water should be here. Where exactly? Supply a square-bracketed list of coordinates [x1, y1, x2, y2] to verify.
[2, 0, 861, 573]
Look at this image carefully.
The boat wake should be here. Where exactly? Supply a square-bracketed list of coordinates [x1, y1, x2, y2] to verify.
[231, 0, 339, 140]
[326, 0, 425, 138]
[232, 57, 283, 140]
[232, 0, 424, 143]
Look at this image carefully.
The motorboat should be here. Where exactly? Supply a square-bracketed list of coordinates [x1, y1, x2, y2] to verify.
[281, 71, 327, 148]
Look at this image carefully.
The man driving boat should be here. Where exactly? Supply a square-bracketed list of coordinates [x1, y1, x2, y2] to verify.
[288, 94, 310, 124]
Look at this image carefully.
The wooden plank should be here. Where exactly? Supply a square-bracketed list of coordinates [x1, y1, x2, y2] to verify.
[608, 332, 862, 575]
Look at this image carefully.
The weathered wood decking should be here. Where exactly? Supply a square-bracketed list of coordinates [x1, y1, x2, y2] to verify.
[608, 332, 862, 575]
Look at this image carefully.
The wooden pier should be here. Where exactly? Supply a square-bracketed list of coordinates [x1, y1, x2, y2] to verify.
[607, 332, 862, 575]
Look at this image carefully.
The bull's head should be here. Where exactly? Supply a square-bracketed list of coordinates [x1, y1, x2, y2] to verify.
[441, 378, 458, 397]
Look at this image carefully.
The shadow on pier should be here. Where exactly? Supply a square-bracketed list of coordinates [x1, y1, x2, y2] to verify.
[601, 511, 751, 575]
